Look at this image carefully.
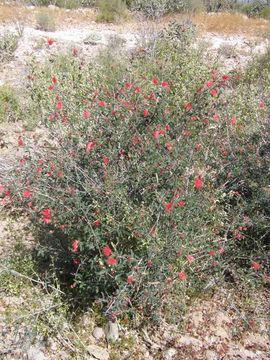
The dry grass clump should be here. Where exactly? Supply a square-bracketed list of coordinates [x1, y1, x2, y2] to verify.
[193, 12, 270, 36]
[0, 4, 96, 26]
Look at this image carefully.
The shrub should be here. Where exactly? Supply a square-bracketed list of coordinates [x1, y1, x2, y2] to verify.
[203, 0, 238, 12]
[31, 0, 96, 6]
[36, 10, 56, 32]
[96, 0, 128, 23]
[0, 31, 19, 62]
[131, 0, 168, 18]
[0, 85, 21, 123]
[5, 23, 270, 321]
[55, 0, 82, 8]
[260, 6, 270, 19]
[240, 1, 267, 18]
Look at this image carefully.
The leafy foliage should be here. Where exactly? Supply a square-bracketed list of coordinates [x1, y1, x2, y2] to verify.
[0, 31, 19, 62]
[0, 85, 21, 123]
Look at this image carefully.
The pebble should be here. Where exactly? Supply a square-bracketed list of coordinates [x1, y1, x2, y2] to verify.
[92, 327, 105, 341]
[87, 344, 109, 360]
[27, 346, 47, 360]
[105, 321, 119, 343]
[162, 347, 178, 360]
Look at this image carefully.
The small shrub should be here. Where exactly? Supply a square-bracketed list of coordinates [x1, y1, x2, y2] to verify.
[0, 31, 19, 62]
[96, 0, 128, 23]
[36, 10, 56, 32]
[260, 6, 270, 20]
[240, 1, 266, 18]
[0, 85, 21, 123]
[55, 0, 81, 9]
[131, 0, 168, 18]
[218, 43, 237, 58]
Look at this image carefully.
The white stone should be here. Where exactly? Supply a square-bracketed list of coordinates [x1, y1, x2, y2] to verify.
[162, 347, 178, 360]
[105, 321, 119, 342]
[92, 327, 105, 341]
[87, 345, 109, 360]
[27, 346, 47, 360]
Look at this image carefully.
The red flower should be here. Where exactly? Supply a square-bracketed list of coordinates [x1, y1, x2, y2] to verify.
[52, 76, 57, 84]
[165, 202, 173, 213]
[98, 100, 106, 107]
[194, 176, 203, 190]
[73, 258, 81, 265]
[177, 200, 186, 207]
[178, 271, 187, 281]
[161, 81, 169, 88]
[132, 135, 141, 145]
[103, 156, 109, 166]
[56, 101, 63, 110]
[231, 117, 237, 125]
[86, 141, 96, 153]
[143, 109, 150, 117]
[127, 275, 134, 284]
[152, 77, 159, 85]
[37, 167, 43, 174]
[83, 110, 90, 119]
[47, 38, 55, 46]
[195, 143, 202, 151]
[102, 246, 112, 257]
[210, 88, 218, 97]
[219, 248, 225, 254]
[165, 142, 173, 151]
[106, 257, 117, 266]
[222, 74, 230, 81]
[23, 190, 32, 198]
[209, 250, 216, 255]
[135, 87, 141, 93]
[18, 136, 24, 147]
[259, 100, 265, 109]
[41, 208, 52, 224]
[125, 82, 133, 90]
[153, 130, 160, 140]
[251, 261, 261, 270]
[72, 240, 80, 253]
[186, 255, 195, 264]
[48, 85, 54, 91]
[206, 80, 213, 88]
[165, 124, 171, 131]
[93, 219, 101, 227]
[153, 128, 165, 140]
[184, 102, 193, 111]
[213, 113, 220, 122]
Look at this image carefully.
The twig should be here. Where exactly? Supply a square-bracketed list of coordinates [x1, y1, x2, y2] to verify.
[0, 264, 65, 295]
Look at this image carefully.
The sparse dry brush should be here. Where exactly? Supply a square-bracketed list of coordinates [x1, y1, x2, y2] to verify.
[0, 21, 269, 323]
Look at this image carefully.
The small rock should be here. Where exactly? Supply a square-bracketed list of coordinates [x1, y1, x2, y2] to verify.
[105, 321, 119, 343]
[162, 347, 178, 360]
[27, 346, 47, 360]
[87, 345, 109, 360]
[190, 311, 203, 328]
[205, 350, 218, 360]
[92, 327, 105, 341]
[175, 335, 203, 349]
